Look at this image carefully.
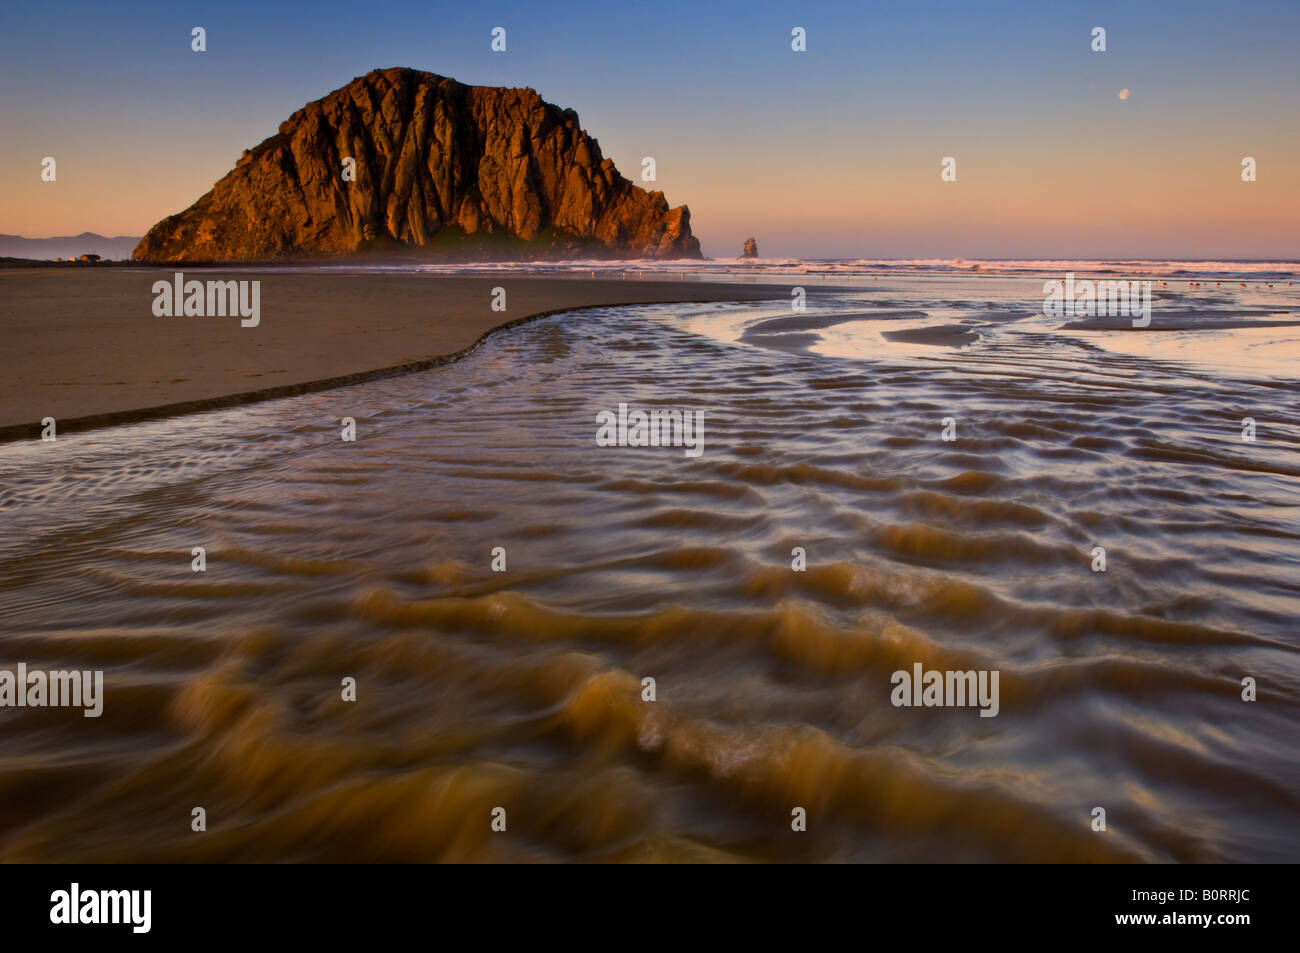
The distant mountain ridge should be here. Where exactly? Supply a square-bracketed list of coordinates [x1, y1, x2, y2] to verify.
[0, 233, 140, 260]
[133, 67, 702, 262]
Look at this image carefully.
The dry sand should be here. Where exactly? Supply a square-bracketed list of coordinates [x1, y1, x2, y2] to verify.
[0, 267, 781, 440]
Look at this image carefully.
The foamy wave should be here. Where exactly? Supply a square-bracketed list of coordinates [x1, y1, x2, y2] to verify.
[344, 257, 1300, 281]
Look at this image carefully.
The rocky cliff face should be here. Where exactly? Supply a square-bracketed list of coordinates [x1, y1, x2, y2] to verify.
[133, 68, 701, 261]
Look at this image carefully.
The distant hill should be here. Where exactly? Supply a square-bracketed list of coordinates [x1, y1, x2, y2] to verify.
[0, 233, 141, 261]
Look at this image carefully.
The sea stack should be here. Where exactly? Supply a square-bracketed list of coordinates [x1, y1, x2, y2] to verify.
[742, 237, 758, 258]
[133, 68, 702, 262]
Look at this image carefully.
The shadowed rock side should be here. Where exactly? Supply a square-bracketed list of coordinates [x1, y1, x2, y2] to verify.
[134, 68, 702, 261]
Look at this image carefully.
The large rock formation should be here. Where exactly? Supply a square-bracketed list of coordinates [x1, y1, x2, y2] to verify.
[134, 68, 701, 261]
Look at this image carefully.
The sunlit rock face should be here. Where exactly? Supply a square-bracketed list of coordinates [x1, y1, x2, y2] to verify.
[134, 67, 702, 262]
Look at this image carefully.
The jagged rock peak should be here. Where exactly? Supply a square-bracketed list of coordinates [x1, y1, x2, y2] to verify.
[134, 67, 702, 261]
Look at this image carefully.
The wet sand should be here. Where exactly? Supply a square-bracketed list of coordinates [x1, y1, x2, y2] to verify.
[0, 267, 781, 440]
[880, 324, 979, 347]
[3, 282, 1297, 862]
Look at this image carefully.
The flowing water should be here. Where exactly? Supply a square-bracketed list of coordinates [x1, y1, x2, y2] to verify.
[2, 271, 1298, 862]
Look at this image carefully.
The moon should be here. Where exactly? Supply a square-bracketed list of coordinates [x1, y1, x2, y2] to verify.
[1118, 88, 1130, 100]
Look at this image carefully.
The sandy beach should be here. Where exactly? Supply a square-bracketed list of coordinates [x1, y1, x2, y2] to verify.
[4, 269, 1297, 865]
[0, 267, 781, 440]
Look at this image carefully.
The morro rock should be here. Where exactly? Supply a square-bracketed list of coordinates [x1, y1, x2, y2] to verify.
[133, 68, 701, 261]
